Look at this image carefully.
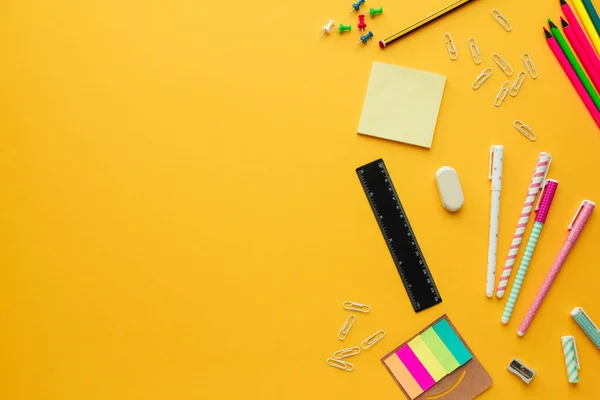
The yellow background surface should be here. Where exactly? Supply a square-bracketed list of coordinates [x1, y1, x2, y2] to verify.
[1, 0, 599, 398]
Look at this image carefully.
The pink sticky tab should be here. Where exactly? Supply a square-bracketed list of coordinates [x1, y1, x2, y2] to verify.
[397, 345, 435, 391]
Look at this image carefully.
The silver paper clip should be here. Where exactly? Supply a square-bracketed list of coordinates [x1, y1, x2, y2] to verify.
[444, 33, 458, 60]
[508, 358, 535, 384]
[522, 53, 538, 79]
[492, 9, 513, 32]
[342, 301, 370, 313]
[333, 346, 361, 360]
[472, 68, 493, 90]
[338, 314, 356, 340]
[468, 37, 481, 64]
[514, 120, 536, 141]
[361, 330, 386, 349]
[510, 72, 527, 97]
[495, 81, 511, 107]
[493, 53, 514, 76]
[326, 358, 354, 372]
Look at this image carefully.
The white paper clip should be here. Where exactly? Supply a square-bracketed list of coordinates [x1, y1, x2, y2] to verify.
[522, 53, 538, 79]
[333, 346, 361, 360]
[510, 72, 527, 97]
[494, 81, 511, 107]
[514, 120, 536, 141]
[493, 53, 514, 76]
[472, 68, 493, 90]
[338, 314, 356, 340]
[361, 330, 386, 349]
[492, 9, 513, 32]
[342, 301, 371, 313]
[326, 358, 354, 372]
[444, 33, 458, 60]
[508, 358, 535, 384]
[468, 38, 481, 64]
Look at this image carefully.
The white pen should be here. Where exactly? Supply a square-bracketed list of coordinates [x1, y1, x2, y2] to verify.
[487, 145, 504, 298]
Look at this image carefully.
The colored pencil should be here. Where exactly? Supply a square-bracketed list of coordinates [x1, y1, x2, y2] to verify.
[561, 0, 600, 79]
[550, 19, 600, 110]
[561, 18, 600, 91]
[583, 0, 600, 37]
[544, 28, 600, 127]
[573, 0, 600, 55]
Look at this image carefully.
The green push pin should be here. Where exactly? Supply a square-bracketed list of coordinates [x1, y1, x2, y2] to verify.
[338, 24, 352, 33]
[369, 7, 383, 17]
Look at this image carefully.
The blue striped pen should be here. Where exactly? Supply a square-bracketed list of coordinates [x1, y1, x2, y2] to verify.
[562, 336, 580, 383]
[502, 180, 558, 324]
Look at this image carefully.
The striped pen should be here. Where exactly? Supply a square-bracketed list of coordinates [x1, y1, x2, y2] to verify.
[502, 180, 558, 324]
[562, 336, 580, 383]
[496, 153, 552, 298]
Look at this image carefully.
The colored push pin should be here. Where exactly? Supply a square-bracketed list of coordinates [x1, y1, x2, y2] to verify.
[338, 24, 352, 33]
[358, 14, 367, 35]
[355, 31, 373, 46]
[320, 19, 335, 39]
[369, 7, 383, 17]
[350, 0, 365, 14]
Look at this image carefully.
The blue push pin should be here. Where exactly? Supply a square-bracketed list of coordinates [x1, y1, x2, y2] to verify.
[355, 31, 373, 46]
[350, 0, 365, 14]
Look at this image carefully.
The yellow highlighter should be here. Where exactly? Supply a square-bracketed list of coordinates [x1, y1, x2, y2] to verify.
[573, 0, 600, 54]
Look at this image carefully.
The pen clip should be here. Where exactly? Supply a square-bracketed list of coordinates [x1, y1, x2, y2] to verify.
[535, 180, 548, 212]
[580, 308, 600, 333]
[489, 146, 497, 180]
[568, 201, 588, 230]
[572, 337, 580, 370]
[542, 154, 552, 184]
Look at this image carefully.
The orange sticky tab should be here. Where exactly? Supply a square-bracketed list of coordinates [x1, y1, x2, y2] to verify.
[384, 354, 424, 399]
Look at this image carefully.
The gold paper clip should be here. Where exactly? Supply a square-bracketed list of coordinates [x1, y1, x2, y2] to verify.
[522, 53, 538, 79]
[492, 9, 513, 32]
[468, 37, 481, 64]
[361, 330, 386, 349]
[494, 81, 511, 107]
[514, 120, 536, 141]
[493, 53, 514, 76]
[338, 314, 356, 340]
[333, 346, 361, 360]
[444, 33, 458, 60]
[326, 358, 354, 372]
[510, 72, 527, 97]
[472, 68, 493, 90]
[342, 301, 370, 313]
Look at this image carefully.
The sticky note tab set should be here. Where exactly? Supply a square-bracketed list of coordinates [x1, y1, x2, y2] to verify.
[382, 315, 491, 400]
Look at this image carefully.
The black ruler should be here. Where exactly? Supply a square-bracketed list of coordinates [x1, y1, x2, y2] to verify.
[356, 159, 442, 312]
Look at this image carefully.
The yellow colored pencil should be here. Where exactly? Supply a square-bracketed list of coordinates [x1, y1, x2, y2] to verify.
[573, 0, 600, 55]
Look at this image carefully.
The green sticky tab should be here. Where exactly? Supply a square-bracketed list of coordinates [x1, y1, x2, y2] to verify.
[408, 336, 447, 382]
[433, 319, 472, 366]
[421, 327, 460, 374]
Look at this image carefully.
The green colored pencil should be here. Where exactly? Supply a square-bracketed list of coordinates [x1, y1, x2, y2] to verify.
[550, 19, 600, 111]
[583, 0, 600, 39]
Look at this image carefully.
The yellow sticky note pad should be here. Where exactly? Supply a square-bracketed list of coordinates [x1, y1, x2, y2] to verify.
[357, 61, 446, 149]
[408, 336, 447, 382]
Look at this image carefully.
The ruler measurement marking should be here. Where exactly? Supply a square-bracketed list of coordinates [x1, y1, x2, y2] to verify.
[356, 159, 442, 312]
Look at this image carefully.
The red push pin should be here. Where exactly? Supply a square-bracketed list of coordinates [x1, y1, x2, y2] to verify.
[358, 14, 367, 35]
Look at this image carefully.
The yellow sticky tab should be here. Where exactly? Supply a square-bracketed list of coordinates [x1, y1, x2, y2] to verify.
[408, 336, 447, 382]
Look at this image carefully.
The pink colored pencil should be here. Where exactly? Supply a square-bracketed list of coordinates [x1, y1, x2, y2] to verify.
[561, 0, 600, 79]
[561, 18, 600, 91]
[496, 153, 551, 298]
[545, 28, 600, 128]
[518, 201, 595, 337]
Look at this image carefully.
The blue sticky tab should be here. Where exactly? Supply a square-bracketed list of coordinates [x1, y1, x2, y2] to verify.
[432, 319, 472, 366]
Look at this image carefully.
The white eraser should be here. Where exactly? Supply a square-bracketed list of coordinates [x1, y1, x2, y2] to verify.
[435, 166, 464, 212]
